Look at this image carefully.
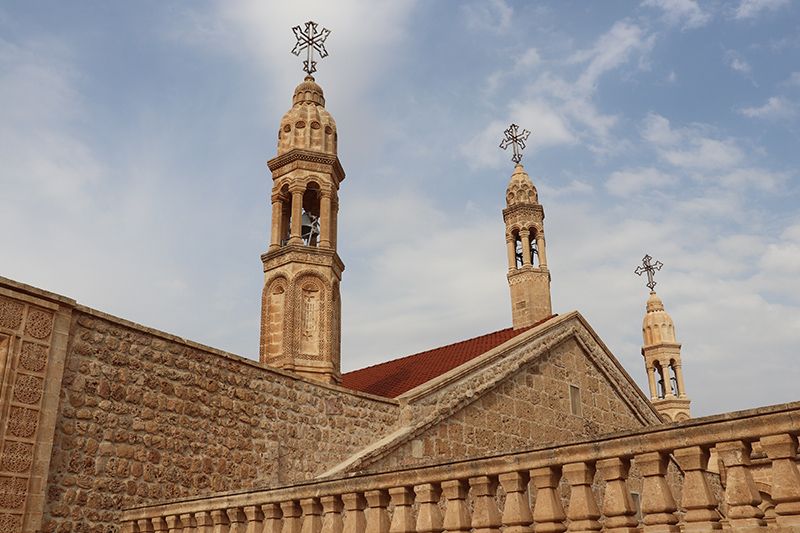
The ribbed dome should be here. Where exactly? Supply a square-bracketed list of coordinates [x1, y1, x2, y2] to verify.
[277, 76, 337, 156]
[506, 164, 539, 206]
[642, 291, 677, 345]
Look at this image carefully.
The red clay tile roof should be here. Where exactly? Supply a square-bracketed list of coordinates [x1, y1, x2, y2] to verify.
[341, 315, 557, 398]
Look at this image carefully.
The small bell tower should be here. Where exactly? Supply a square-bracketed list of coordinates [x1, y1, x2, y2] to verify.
[260, 22, 343, 385]
[635, 255, 691, 422]
[500, 124, 552, 329]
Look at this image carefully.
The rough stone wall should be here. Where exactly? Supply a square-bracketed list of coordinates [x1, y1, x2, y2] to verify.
[42, 308, 400, 533]
[364, 338, 651, 471]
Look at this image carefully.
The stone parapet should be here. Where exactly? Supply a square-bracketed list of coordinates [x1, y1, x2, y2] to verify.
[122, 401, 800, 533]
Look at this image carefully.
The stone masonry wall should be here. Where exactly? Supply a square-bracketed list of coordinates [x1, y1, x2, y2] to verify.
[42, 307, 400, 533]
[363, 337, 650, 472]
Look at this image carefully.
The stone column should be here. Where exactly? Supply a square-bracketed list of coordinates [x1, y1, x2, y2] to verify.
[673, 446, 721, 532]
[320, 496, 344, 533]
[470, 476, 501, 533]
[263, 504, 283, 533]
[289, 186, 304, 245]
[597, 458, 640, 533]
[646, 367, 658, 401]
[270, 193, 284, 249]
[415, 483, 444, 533]
[301, 498, 323, 533]
[227, 508, 246, 533]
[507, 235, 518, 270]
[211, 510, 230, 533]
[499, 472, 533, 533]
[319, 191, 332, 248]
[181, 513, 197, 533]
[196, 512, 214, 533]
[520, 230, 532, 267]
[389, 487, 416, 533]
[536, 233, 547, 268]
[365, 490, 391, 533]
[563, 462, 602, 533]
[243, 506, 265, 533]
[634, 452, 679, 533]
[281, 501, 303, 533]
[673, 364, 687, 398]
[761, 434, 800, 526]
[659, 362, 674, 398]
[716, 440, 765, 528]
[442, 479, 472, 533]
[342, 493, 366, 533]
[530, 466, 566, 533]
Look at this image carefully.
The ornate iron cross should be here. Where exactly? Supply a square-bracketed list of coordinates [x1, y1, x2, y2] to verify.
[499, 123, 531, 164]
[292, 21, 331, 75]
[635, 254, 664, 291]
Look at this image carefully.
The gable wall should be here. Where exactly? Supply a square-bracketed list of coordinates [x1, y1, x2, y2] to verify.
[362, 337, 653, 472]
[24, 301, 400, 533]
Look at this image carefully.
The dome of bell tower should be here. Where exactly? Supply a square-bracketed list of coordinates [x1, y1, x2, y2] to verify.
[642, 291, 677, 345]
[277, 75, 337, 156]
[506, 164, 539, 206]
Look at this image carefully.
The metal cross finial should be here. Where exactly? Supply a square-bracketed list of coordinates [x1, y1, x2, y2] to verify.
[635, 254, 664, 291]
[499, 123, 531, 164]
[291, 21, 331, 75]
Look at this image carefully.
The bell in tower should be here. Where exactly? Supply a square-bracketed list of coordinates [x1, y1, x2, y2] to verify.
[500, 124, 553, 329]
[260, 22, 344, 385]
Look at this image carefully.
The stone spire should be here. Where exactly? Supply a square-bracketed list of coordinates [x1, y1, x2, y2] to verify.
[502, 164, 552, 329]
[641, 290, 691, 421]
[259, 74, 345, 385]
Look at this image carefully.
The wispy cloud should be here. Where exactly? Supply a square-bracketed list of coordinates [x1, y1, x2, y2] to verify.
[641, 0, 712, 29]
[733, 0, 791, 20]
[739, 96, 800, 120]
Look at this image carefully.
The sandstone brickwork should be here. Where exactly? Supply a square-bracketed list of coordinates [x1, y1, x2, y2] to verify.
[34, 303, 399, 533]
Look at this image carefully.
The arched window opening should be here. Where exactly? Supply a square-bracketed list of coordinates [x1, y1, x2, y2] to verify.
[302, 184, 321, 246]
[514, 232, 538, 269]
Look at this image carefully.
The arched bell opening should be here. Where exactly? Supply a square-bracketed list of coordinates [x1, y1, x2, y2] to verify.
[301, 182, 321, 246]
[513, 228, 538, 269]
[656, 363, 679, 399]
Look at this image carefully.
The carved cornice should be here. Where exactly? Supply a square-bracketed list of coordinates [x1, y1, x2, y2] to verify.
[262, 245, 345, 275]
[268, 149, 345, 184]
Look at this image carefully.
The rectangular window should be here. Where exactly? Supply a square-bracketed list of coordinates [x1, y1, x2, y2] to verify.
[569, 384, 582, 417]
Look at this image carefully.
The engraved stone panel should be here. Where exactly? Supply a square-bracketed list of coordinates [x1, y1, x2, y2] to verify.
[6, 408, 37, 439]
[0, 513, 22, 533]
[0, 477, 26, 509]
[0, 443, 32, 474]
[0, 301, 23, 331]
[12, 375, 43, 405]
[300, 285, 320, 355]
[19, 343, 47, 373]
[24, 310, 52, 340]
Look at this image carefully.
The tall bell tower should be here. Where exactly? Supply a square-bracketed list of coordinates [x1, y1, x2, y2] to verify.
[500, 124, 552, 329]
[260, 22, 344, 384]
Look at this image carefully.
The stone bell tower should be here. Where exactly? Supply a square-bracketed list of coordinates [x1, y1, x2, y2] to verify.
[259, 73, 344, 385]
[636, 255, 691, 422]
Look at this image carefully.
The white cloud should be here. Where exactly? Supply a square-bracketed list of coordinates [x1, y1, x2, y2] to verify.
[725, 50, 751, 73]
[571, 21, 654, 92]
[606, 167, 675, 196]
[641, 113, 682, 145]
[641, 0, 712, 29]
[663, 138, 743, 169]
[462, 0, 514, 33]
[733, 0, 791, 19]
[739, 96, 800, 120]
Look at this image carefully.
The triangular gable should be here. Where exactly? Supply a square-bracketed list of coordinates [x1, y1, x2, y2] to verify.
[341, 317, 555, 398]
[320, 311, 662, 478]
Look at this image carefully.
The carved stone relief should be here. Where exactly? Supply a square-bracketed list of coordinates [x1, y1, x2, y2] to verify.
[18, 343, 47, 374]
[6, 408, 37, 439]
[0, 513, 22, 533]
[23, 310, 52, 340]
[0, 477, 26, 510]
[12, 375, 43, 406]
[0, 443, 32, 474]
[0, 301, 22, 331]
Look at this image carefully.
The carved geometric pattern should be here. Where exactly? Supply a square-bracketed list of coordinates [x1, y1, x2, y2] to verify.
[1, 443, 32, 474]
[19, 343, 47, 373]
[23, 310, 52, 340]
[0, 513, 22, 533]
[12, 375, 43, 405]
[6, 409, 37, 439]
[0, 301, 23, 331]
[0, 477, 26, 509]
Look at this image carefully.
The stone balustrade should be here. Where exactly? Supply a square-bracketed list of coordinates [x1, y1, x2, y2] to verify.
[121, 402, 800, 533]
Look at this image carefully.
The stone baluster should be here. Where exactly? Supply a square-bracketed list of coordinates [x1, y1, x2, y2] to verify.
[389, 487, 416, 533]
[715, 440, 765, 528]
[597, 458, 640, 533]
[442, 479, 472, 533]
[166, 515, 183, 533]
[761, 434, 800, 526]
[634, 452, 679, 533]
[301, 499, 323, 533]
[138, 520, 154, 533]
[321, 495, 344, 533]
[673, 447, 721, 532]
[343, 493, 367, 533]
[282, 501, 303, 533]
[196, 511, 215, 533]
[415, 483, 444, 533]
[122, 521, 138, 533]
[212, 510, 230, 533]
[470, 476, 502, 533]
[263, 504, 283, 533]
[229, 508, 247, 533]
[154, 517, 168, 533]
[182, 513, 198, 533]
[499, 471, 533, 533]
[530, 467, 566, 533]
[244, 506, 265, 533]
[366, 490, 391, 533]
[563, 462, 601, 533]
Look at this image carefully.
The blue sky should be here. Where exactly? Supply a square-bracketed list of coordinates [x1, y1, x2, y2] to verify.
[1, 0, 799, 417]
